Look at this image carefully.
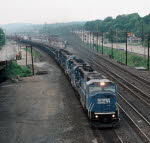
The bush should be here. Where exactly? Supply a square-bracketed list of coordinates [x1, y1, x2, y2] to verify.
[0, 61, 32, 79]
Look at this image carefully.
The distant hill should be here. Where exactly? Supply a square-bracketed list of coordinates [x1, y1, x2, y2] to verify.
[0, 23, 34, 34]
[0, 21, 86, 34]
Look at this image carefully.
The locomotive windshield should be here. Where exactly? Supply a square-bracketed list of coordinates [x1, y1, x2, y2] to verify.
[88, 82, 116, 94]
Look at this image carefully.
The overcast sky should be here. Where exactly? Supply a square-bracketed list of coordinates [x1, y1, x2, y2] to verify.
[0, 0, 150, 24]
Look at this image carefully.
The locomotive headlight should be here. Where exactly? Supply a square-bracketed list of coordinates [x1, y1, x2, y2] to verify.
[95, 115, 99, 119]
[112, 114, 115, 118]
[100, 82, 105, 86]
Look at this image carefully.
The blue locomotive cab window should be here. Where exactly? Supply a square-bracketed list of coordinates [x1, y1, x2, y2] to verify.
[89, 82, 116, 95]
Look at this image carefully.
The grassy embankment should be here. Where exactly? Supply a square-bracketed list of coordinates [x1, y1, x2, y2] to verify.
[128, 43, 142, 46]
[0, 61, 32, 81]
[0, 47, 42, 81]
[88, 44, 148, 68]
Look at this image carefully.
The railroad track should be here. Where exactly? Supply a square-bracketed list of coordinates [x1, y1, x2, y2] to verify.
[93, 53, 150, 95]
[93, 128, 124, 143]
[112, 130, 124, 143]
[21, 40, 150, 143]
[118, 103, 150, 143]
[73, 46, 150, 142]
[59, 35, 150, 142]
[69, 34, 150, 87]
[91, 57, 150, 106]
[96, 54, 150, 84]
[87, 58, 150, 142]
[76, 46, 150, 106]
[69, 41, 150, 95]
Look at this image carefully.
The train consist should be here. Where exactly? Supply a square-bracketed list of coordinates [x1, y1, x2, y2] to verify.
[54, 48, 120, 127]
[21, 40, 120, 128]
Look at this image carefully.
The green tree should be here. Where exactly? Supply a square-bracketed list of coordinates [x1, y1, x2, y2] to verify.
[0, 28, 5, 46]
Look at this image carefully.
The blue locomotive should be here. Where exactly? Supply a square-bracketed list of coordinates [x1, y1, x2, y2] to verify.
[77, 64, 119, 127]
[53, 48, 120, 128]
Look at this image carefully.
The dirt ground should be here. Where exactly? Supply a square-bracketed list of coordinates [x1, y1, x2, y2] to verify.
[0, 40, 18, 61]
[0, 46, 105, 143]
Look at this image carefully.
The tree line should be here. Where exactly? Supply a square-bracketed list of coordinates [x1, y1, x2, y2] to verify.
[84, 13, 150, 37]
[0, 28, 5, 46]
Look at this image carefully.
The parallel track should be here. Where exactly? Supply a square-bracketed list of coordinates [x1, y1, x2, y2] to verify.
[118, 104, 150, 143]
[93, 53, 150, 95]
[89, 48, 150, 87]
[73, 46, 150, 142]
[91, 57, 150, 106]
[88, 58, 150, 142]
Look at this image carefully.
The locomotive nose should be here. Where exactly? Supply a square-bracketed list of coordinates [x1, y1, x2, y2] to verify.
[90, 93, 116, 113]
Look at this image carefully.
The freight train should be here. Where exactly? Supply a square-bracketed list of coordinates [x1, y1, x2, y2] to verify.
[21, 40, 120, 128]
[55, 49, 120, 128]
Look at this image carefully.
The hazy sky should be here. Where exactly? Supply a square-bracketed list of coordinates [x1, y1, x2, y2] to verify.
[0, 0, 150, 24]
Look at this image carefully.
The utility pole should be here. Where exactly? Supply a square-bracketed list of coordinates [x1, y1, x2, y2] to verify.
[142, 21, 146, 57]
[96, 32, 98, 52]
[87, 32, 90, 49]
[147, 34, 150, 70]
[30, 45, 35, 75]
[116, 29, 118, 49]
[111, 30, 114, 58]
[83, 28, 84, 43]
[97, 24, 99, 52]
[142, 21, 144, 46]
[125, 31, 128, 66]
[17, 38, 20, 52]
[93, 33, 94, 51]
[26, 46, 28, 66]
[19, 43, 21, 51]
[26, 45, 34, 75]
[102, 32, 104, 54]
[90, 32, 92, 50]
